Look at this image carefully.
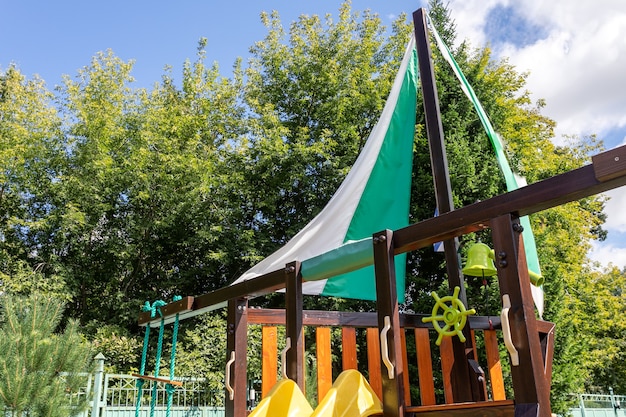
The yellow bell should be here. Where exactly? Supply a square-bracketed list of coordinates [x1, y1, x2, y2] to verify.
[462, 242, 497, 277]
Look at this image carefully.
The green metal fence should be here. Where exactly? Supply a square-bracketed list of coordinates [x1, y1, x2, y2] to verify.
[569, 393, 625, 417]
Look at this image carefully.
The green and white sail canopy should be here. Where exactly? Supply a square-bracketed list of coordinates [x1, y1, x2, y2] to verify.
[232, 37, 419, 302]
[233, 22, 544, 315]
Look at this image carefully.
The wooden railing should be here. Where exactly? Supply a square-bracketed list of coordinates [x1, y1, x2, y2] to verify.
[247, 308, 528, 411]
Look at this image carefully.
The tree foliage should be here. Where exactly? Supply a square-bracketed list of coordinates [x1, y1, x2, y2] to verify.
[0, 293, 92, 417]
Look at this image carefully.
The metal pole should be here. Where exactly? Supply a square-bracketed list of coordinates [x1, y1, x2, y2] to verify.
[91, 353, 106, 417]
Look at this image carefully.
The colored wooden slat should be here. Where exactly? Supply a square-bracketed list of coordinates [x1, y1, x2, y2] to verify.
[401, 330, 411, 406]
[440, 336, 455, 404]
[366, 327, 383, 400]
[414, 328, 436, 406]
[316, 327, 333, 402]
[262, 326, 278, 398]
[341, 327, 358, 370]
[484, 329, 506, 400]
[406, 399, 515, 417]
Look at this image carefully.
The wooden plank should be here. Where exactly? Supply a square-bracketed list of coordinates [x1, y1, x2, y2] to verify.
[341, 327, 358, 370]
[285, 261, 304, 390]
[316, 327, 333, 402]
[414, 328, 436, 406]
[440, 337, 455, 404]
[393, 157, 626, 256]
[366, 327, 383, 400]
[484, 330, 506, 401]
[225, 298, 248, 417]
[131, 373, 183, 387]
[491, 214, 550, 417]
[592, 145, 626, 181]
[401, 330, 411, 406]
[248, 308, 501, 330]
[262, 326, 278, 397]
[407, 400, 515, 417]
[373, 229, 405, 417]
[138, 296, 194, 326]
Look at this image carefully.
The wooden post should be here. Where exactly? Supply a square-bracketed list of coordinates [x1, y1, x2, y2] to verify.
[413, 7, 478, 402]
[225, 298, 248, 417]
[285, 261, 305, 390]
[373, 229, 405, 417]
[490, 214, 551, 417]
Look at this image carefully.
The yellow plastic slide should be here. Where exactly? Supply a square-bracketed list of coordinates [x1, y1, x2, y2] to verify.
[248, 369, 383, 417]
[248, 378, 314, 417]
[311, 369, 383, 417]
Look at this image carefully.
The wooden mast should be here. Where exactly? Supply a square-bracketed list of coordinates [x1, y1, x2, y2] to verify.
[412, 8, 482, 402]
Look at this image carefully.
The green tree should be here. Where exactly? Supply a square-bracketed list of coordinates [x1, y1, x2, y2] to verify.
[0, 293, 92, 417]
[241, 4, 411, 261]
[0, 67, 68, 300]
[52, 44, 248, 327]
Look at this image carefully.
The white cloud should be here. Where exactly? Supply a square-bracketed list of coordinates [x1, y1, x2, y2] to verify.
[601, 188, 626, 233]
[589, 241, 626, 270]
[448, 0, 626, 143]
[446, 0, 626, 270]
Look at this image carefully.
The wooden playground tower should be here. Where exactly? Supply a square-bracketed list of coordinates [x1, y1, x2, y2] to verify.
[137, 8, 626, 417]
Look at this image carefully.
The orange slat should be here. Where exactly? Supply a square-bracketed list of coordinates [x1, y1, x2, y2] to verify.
[341, 327, 358, 370]
[261, 326, 277, 397]
[366, 327, 383, 400]
[439, 337, 455, 404]
[414, 328, 436, 406]
[316, 327, 333, 402]
[484, 329, 506, 400]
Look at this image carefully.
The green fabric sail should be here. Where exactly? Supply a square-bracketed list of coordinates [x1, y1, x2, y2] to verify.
[234, 38, 418, 303]
[427, 14, 544, 315]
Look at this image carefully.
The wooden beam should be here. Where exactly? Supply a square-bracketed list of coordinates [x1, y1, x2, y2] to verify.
[247, 308, 501, 330]
[490, 215, 551, 417]
[225, 298, 248, 417]
[131, 373, 183, 387]
[373, 229, 405, 417]
[138, 269, 286, 326]
[285, 261, 304, 389]
[413, 7, 476, 403]
[394, 145, 626, 255]
[137, 296, 194, 327]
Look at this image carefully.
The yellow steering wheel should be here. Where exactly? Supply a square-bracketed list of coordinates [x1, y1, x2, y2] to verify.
[422, 286, 476, 346]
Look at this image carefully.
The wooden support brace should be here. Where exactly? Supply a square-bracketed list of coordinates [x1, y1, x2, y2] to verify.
[131, 373, 183, 387]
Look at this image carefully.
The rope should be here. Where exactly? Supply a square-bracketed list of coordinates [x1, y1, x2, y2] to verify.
[149, 312, 166, 417]
[165, 296, 182, 417]
[135, 300, 165, 417]
[134, 297, 181, 417]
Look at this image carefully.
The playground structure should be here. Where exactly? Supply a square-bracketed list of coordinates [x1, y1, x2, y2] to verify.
[135, 8, 626, 417]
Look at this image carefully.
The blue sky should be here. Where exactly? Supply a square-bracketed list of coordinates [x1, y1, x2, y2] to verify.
[0, 1, 421, 89]
[2, 0, 626, 270]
